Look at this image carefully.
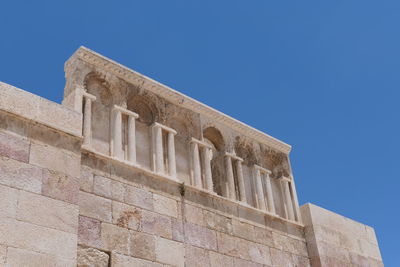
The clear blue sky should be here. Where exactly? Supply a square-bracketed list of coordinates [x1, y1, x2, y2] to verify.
[1, 1, 398, 265]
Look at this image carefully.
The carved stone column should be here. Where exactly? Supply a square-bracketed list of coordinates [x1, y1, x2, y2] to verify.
[202, 146, 213, 192]
[167, 131, 176, 179]
[112, 108, 123, 159]
[127, 114, 138, 164]
[225, 155, 236, 200]
[82, 92, 96, 147]
[265, 171, 275, 214]
[254, 167, 266, 210]
[281, 177, 295, 221]
[153, 125, 164, 174]
[235, 159, 246, 202]
[191, 142, 202, 187]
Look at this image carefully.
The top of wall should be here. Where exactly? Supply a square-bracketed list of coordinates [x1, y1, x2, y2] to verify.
[65, 46, 292, 154]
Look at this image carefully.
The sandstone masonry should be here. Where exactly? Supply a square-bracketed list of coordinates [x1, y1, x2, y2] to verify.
[0, 47, 383, 267]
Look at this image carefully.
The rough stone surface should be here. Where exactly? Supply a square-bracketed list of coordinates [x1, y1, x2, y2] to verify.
[77, 247, 109, 267]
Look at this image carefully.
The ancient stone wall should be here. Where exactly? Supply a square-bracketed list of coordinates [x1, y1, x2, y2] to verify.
[0, 47, 383, 267]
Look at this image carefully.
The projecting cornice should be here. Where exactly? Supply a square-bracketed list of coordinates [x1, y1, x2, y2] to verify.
[66, 46, 292, 154]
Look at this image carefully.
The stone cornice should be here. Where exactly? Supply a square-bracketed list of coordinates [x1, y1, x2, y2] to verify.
[67, 46, 292, 154]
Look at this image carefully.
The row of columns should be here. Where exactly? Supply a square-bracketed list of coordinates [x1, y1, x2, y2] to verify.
[254, 165, 275, 214]
[190, 138, 214, 192]
[151, 122, 177, 180]
[224, 152, 246, 202]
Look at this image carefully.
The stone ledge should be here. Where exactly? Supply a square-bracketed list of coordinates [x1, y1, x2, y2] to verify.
[0, 82, 82, 137]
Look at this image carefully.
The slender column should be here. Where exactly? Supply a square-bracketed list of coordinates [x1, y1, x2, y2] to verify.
[192, 142, 202, 187]
[235, 160, 246, 202]
[82, 98, 92, 146]
[289, 175, 301, 222]
[112, 109, 123, 159]
[254, 168, 266, 210]
[225, 156, 236, 200]
[154, 126, 164, 174]
[202, 146, 213, 192]
[264, 172, 275, 214]
[167, 132, 176, 179]
[282, 178, 295, 221]
[127, 115, 136, 163]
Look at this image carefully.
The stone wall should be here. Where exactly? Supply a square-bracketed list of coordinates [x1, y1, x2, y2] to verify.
[0, 46, 383, 267]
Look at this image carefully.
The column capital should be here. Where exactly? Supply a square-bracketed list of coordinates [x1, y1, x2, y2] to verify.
[81, 90, 97, 101]
[190, 138, 213, 149]
[254, 164, 272, 175]
[151, 122, 177, 135]
[279, 176, 291, 183]
[112, 105, 139, 118]
[225, 152, 243, 162]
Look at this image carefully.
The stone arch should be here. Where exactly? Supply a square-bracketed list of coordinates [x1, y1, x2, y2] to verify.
[84, 72, 113, 107]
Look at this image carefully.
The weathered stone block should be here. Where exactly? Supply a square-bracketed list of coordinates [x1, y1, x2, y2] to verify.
[233, 258, 263, 267]
[153, 193, 178, 218]
[111, 180, 126, 202]
[185, 245, 210, 267]
[203, 210, 233, 234]
[0, 131, 29, 162]
[125, 185, 153, 210]
[77, 247, 109, 267]
[80, 166, 94, 193]
[111, 252, 163, 267]
[253, 226, 273, 247]
[0, 245, 5, 264]
[78, 191, 112, 222]
[17, 190, 79, 234]
[42, 169, 80, 204]
[112, 201, 141, 230]
[78, 215, 102, 248]
[270, 248, 293, 267]
[29, 142, 80, 177]
[93, 175, 112, 198]
[101, 223, 130, 254]
[171, 217, 184, 242]
[209, 251, 234, 267]
[184, 204, 205, 226]
[130, 231, 155, 261]
[0, 184, 18, 219]
[141, 210, 172, 239]
[185, 222, 217, 250]
[0, 156, 42, 193]
[232, 219, 254, 240]
[155, 237, 184, 267]
[6, 247, 75, 267]
[0, 217, 77, 260]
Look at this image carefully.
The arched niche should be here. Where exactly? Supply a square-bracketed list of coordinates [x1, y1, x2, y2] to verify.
[203, 126, 226, 197]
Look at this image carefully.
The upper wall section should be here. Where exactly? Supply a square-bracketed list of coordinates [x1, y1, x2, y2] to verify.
[62, 46, 291, 155]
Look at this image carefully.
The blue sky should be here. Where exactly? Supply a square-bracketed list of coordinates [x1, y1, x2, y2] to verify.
[1, 0, 398, 264]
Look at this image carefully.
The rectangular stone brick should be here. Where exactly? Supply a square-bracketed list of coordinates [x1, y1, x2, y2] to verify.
[232, 219, 254, 240]
[42, 169, 79, 204]
[29, 142, 80, 177]
[209, 251, 233, 267]
[111, 252, 163, 267]
[153, 193, 178, 218]
[130, 231, 155, 261]
[80, 166, 94, 193]
[185, 222, 217, 250]
[203, 210, 233, 234]
[185, 245, 210, 267]
[184, 204, 205, 226]
[292, 254, 311, 267]
[0, 184, 18, 219]
[17, 190, 79, 234]
[171, 217, 184, 242]
[111, 180, 126, 202]
[253, 226, 274, 247]
[112, 201, 141, 230]
[270, 248, 294, 267]
[78, 191, 111, 222]
[78, 215, 102, 248]
[0, 131, 29, 162]
[125, 185, 153, 210]
[0, 217, 77, 260]
[93, 175, 112, 198]
[141, 210, 172, 239]
[0, 156, 42, 193]
[0, 245, 5, 264]
[155, 237, 184, 267]
[101, 223, 130, 255]
[6, 247, 75, 267]
[234, 258, 263, 267]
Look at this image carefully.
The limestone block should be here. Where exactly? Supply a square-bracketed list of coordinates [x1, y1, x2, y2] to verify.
[111, 252, 164, 267]
[232, 219, 254, 240]
[93, 175, 112, 198]
[270, 248, 293, 267]
[0, 111, 29, 138]
[112, 201, 141, 230]
[42, 169, 80, 204]
[253, 226, 273, 247]
[78, 191, 112, 222]
[0, 245, 5, 264]
[0, 156, 42, 193]
[184, 222, 217, 250]
[77, 247, 109, 267]
[155, 237, 184, 267]
[17, 190, 79, 234]
[292, 254, 311, 267]
[349, 252, 370, 267]
[153, 194, 178, 218]
[0, 184, 18, 219]
[171, 218, 184, 242]
[111, 180, 126, 202]
[130, 231, 155, 261]
[365, 225, 379, 245]
[80, 166, 94, 193]
[29, 142, 80, 177]
[185, 245, 210, 267]
[124, 185, 153, 210]
[101, 223, 130, 254]
[0, 217, 77, 260]
[184, 204, 205, 226]
[233, 258, 263, 267]
[209, 251, 234, 267]
[358, 239, 382, 260]
[6, 247, 75, 267]
[0, 131, 29, 162]
[78, 216, 102, 248]
[203, 210, 233, 234]
[216, 232, 240, 257]
[141, 210, 172, 239]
